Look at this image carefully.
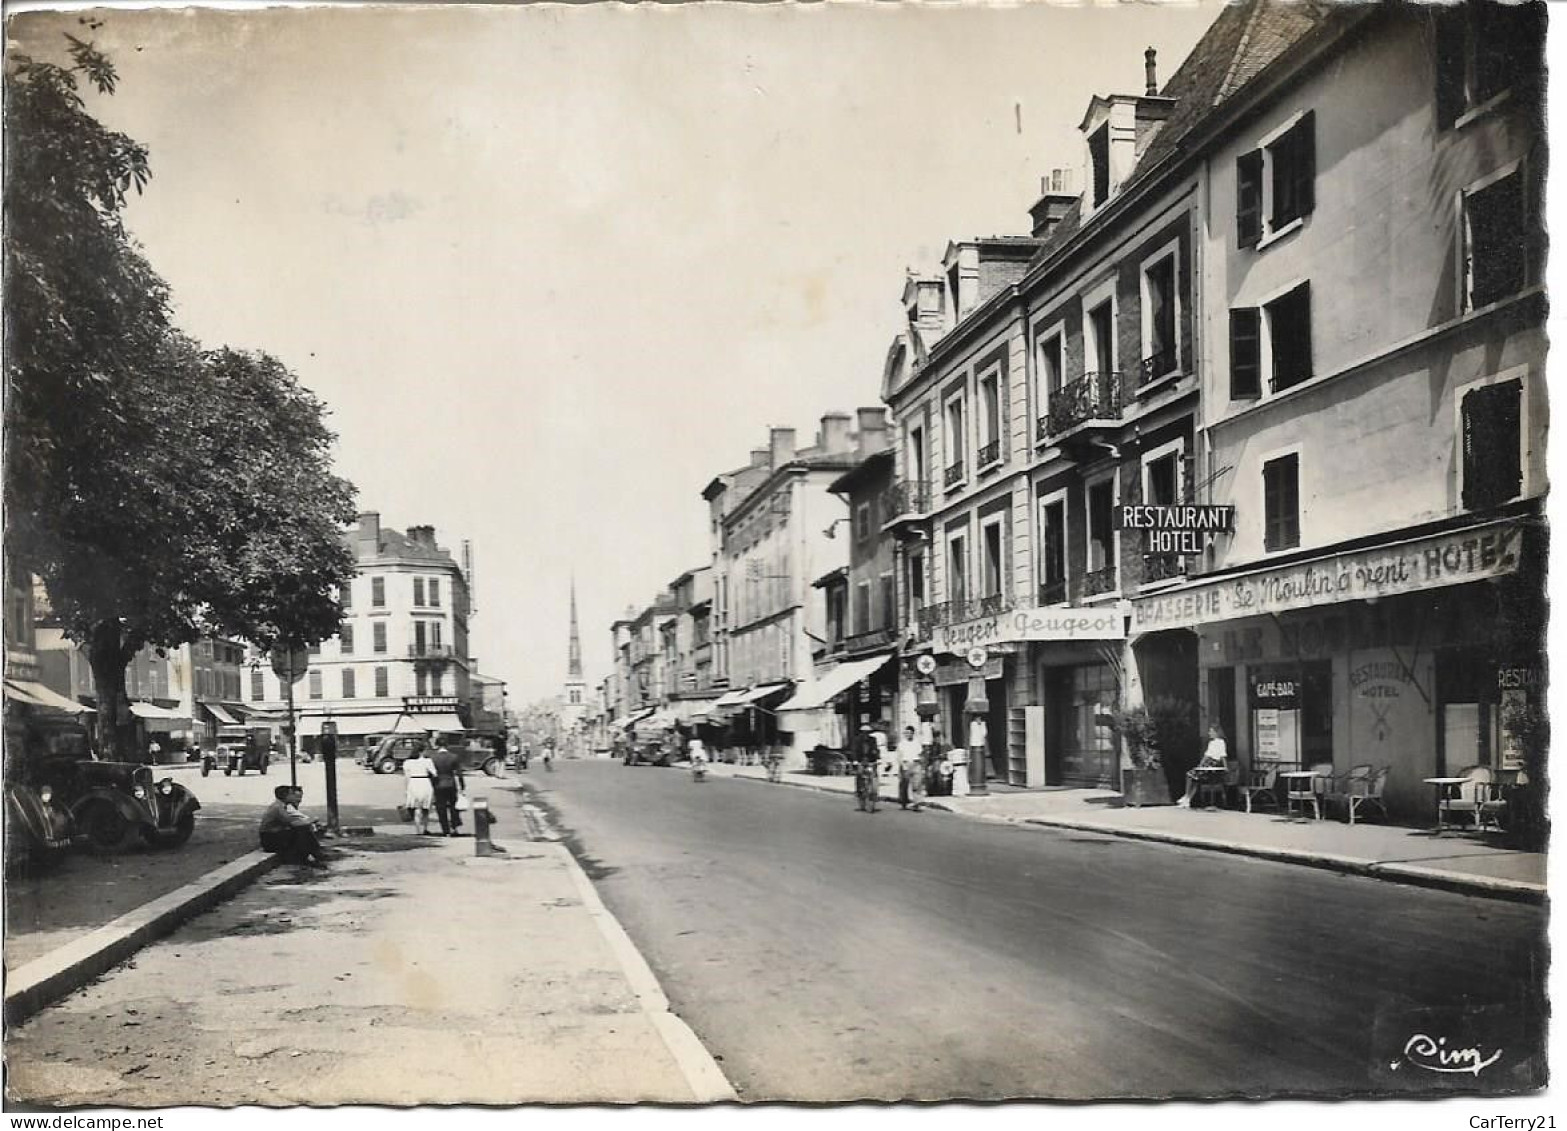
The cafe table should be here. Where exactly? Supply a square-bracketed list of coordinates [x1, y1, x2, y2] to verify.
[1278, 769, 1324, 819]
[1423, 776, 1471, 833]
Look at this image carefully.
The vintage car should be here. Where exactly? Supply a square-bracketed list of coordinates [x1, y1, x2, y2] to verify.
[365, 731, 503, 777]
[4, 780, 79, 872]
[28, 756, 201, 853]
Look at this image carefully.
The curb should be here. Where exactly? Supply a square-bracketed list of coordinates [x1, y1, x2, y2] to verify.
[5, 849, 283, 1025]
[724, 770, 1544, 906]
[557, 847, 737, 1103]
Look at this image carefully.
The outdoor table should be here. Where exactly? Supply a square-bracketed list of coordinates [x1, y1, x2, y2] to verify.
[1279, 770, 1323, 819]
[1424, 776, 1471, 833]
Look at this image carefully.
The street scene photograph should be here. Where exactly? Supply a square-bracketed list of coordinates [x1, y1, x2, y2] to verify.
[1, 0, 1558, 1124]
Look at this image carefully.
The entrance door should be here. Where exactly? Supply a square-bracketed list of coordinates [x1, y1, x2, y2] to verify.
[1051, 663, 1117, 788]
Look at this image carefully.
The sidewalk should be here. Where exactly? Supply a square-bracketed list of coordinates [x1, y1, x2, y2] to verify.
[708, 762, 1547, 902]
[6, 818, 735, 1106]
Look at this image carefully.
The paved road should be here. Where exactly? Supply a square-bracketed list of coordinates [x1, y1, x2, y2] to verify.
[525, 759, 1546, 1102]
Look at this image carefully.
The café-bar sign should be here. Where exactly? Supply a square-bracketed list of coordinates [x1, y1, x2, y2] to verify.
[935, 606, 1126, 654]
[1131, 519, 1522, 632]
[1118, 505, 1235, 554]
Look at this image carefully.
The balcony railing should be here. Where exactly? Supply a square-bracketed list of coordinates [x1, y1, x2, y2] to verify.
[407, 644, 456, 660]
[881, 479, 931, 521]
[916, 593, 1016, 634]
[1141, 554, 1189, 584]
[977, 440, 1001, 469]
[1082, 565, 1119, 597]
[1045, 371, 1124, 437]
[943, 462, 965, 488]
[842, 626, 897, 654]
[1139, 349, 1177, 387]
[1037, 578, 1067, 606]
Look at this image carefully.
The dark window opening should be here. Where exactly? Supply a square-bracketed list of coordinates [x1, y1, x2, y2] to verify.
[1465, 171, 1528, 310]
[1088, 300, 1114, 376]
[1263, 453, 1301, 552]
[1269, 112, 1316, 230]
[1089, 124, 1110, 206]
[1461, 379, 1523, 511]
[1230, 307, 1261, 399]
[1267, 283, 1313, 392]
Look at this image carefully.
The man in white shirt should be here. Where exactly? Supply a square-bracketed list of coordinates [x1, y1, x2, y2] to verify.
[896, 726, 927, 811]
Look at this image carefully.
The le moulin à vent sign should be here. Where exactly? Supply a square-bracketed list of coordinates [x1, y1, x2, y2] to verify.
[1131, 519, 1523, 632]
[934, 606, 1126, 654]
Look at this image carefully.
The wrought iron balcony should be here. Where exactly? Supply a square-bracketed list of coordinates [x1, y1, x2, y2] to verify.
[881, 479, 931, 522]
[1045, 371, 1123, 437]
[1140, 554, 1189, 584]
[943, 462, 965, 488]
[977, 440, 1001, 469]
[1081, 565, 1119, 598]
[1037, 578, 1067, 606]
[917, 593, 1016, 631]
[842, 626, 897, 654]
[1139, 349, 1177, 387]
[407, 644, 456, 660]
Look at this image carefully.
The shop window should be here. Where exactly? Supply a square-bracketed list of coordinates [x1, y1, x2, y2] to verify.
[371, 577, 385, 608]
[1263, 453, 1301, 552]
[413, 577, 425, 607]
[1237, 111, 1315, 248]
[1462, 168, 1528, 311]
[1435, 1, 1544, 129]
[1460, 377, 1523, 511]
[342, 668, 357, 699]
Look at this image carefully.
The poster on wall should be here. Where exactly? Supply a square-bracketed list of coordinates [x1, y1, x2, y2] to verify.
[1255, 708, 1280, 761]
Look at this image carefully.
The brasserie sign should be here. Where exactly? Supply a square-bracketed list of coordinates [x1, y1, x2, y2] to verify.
[934, 606, 1126, 654]
[1131, 519, 1522, 632]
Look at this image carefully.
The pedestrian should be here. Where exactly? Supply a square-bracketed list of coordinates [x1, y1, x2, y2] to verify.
[897, 725, 927, 811]
[259, 784, 329, 868]
[872, 724, 891, 778]
[1176, 725, 1230, 808]
[430, 736, 466, 836]
[147, 737, 162, 766]
[403, 739, 437, 834]
[507, 729, 522, 768]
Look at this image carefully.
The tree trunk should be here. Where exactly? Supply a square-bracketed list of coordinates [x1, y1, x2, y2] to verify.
[86, 620, 133, 761]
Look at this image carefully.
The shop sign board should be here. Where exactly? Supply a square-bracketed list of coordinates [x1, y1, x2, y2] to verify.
[1117, 505, 1235, 555]
[934, 606, 1125, 655]
[1131, 520, 1523, 632]
[934, 656, 1003, 687]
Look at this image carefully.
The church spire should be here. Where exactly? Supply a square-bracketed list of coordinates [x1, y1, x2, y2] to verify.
[568, 577, 583, 680]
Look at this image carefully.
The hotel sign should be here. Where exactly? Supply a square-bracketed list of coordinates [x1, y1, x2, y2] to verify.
[404, 695, 462, 712]
[1131, 520, 1523, 632]
[1118, 505, 1235, 555]
[934, 606, 1126, 654]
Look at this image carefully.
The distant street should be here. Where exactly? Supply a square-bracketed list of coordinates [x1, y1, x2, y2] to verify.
[526, 759, 1547, 1102]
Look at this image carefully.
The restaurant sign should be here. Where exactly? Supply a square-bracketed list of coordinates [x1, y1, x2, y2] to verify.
[1131, 520, 1523, 632]
[1117, 505, 1236, 555]
[934, 606, 1126, 655]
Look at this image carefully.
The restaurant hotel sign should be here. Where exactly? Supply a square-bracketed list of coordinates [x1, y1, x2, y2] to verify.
[935, 606, 1126, 654]
[1131, 519, 1522, 632]
[1118, 505, 1235, 554]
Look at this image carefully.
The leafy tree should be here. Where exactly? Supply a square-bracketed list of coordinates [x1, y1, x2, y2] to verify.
[7, 37, 358, 757]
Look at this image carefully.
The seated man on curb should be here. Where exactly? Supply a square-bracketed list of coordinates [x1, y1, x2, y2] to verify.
[258, 784, 329, 868]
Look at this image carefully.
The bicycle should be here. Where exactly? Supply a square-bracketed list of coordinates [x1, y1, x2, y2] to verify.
[849, 759, 879, 813]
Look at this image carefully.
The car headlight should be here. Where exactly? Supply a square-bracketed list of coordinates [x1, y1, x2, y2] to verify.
[133, 786, 147, 799]
[39, 786, 52, 804]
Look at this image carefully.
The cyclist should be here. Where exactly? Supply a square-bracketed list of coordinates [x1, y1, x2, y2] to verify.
[542, 738, 555, 772]
[852, 725, 880, 813]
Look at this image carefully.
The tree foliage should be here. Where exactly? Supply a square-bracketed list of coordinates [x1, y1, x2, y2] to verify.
[6, 37, 358, 756]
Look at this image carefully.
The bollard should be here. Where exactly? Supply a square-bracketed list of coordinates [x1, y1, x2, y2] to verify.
[471, 797, 505, 857]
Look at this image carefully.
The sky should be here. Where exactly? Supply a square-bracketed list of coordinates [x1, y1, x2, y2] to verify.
[9, 0, 1229, 704]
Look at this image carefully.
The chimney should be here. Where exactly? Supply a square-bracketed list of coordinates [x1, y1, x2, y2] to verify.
[1029, 169, 1079, 239]
[855, 407, 889, 454]
[356, 512, 381, 559]
[406, 524, 437, 548]
[1145, 47, 1158, 96]
[768, 427, 797, 469]
[820, 412, 853, 455]
[750, 448, 771, 469]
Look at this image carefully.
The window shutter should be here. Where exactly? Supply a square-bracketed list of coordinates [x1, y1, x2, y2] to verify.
[1462, 380, 1523, 511]
[1237, 151, 1263, 247]
[1230, 308, 1261, 398]
[1433, 7, 1467, 129]
[1295, 111, 1316, 218]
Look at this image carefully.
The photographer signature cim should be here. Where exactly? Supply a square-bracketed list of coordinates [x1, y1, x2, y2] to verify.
[1392, 1032, 1502, 1076]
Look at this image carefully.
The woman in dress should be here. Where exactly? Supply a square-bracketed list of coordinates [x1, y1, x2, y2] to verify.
[402, 740, 437, 834]
[1176, 725, 1230, 808]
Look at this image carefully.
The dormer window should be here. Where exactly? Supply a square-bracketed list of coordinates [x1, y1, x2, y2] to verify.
[1089, 124, 1111, 207]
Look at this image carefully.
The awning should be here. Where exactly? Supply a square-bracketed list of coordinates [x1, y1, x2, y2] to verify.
[711, 689, 751, 709]
[777, 655, 892, 713]
[735, 682, 790, 706]
[129, 701, 190, 722]
[396, 711, 464, 734]
[3, 680, 93, 713]
[203, 703, 240, 726]
[297, 712, 402, 738]
[637, 710, 679, 729]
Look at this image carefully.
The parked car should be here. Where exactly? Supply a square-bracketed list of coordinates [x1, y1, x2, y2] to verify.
[364, 731, 503, 777]
[27, 756, 201, 853]
[4, 780, 79, 872]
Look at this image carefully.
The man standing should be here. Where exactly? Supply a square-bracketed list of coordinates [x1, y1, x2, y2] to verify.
[897, 726, 927, 811]
[258, 785, 329, 868]
[430, 736, 465, 836]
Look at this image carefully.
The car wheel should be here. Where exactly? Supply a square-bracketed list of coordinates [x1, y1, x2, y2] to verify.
[377, 757, 397, 775]
[224, 767, 233, 776]
[482, 757, 501, 778]
[79, 802, 136, 853]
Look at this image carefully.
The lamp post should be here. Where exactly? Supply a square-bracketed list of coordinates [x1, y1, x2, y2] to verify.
[321, 718, 340, 834]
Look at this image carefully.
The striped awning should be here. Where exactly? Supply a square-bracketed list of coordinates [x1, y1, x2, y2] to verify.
[3, 680, 93, 713]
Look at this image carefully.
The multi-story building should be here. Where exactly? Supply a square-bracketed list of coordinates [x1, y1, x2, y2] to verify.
[245, 512, 474, 743]
[1128, 0, 1546, 819]
[627, 593, 679, 715]
[704, 411, 888, 767]
[468, 671, 509, 736]
[664, 566, 719, 723]
[607, 608, 637, 727]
